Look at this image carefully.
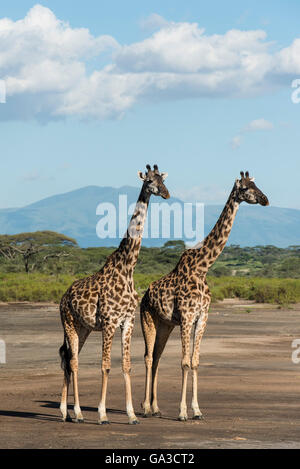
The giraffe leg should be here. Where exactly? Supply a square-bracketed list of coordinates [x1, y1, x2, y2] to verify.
[178, 319, 193, 421]
[59, 310, 90, 424]
[140, 307, 157, 417]
[60, 373, 71, 422]
[121, 317, 139, 425]
[191, 307, 209, 420]
[71, 363, 82, 422]
[59, 304, 72, 422]
[151, 321, 174, 417]
[69, 325, 90, 423]
[98, 325, 116, 425]
[59, 335, 72, 422]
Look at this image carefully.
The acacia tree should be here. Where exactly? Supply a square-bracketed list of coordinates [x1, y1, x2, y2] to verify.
[0, 231, 77, 273]
[163, 240, 186, 250]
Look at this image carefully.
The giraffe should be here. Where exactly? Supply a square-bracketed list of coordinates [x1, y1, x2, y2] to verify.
[59, 164, 170, 425]
[140, 171, 269, 421]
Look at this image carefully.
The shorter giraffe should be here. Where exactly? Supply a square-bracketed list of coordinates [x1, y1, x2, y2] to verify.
[141, 171, 269, 421]
[59, 165, 169, 425]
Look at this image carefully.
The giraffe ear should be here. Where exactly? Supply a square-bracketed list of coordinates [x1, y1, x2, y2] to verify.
[138, 171, 146, 181]
[235, 179, 241, 188]
[160, 172, 168, 181]
[249, 177, 255, 182]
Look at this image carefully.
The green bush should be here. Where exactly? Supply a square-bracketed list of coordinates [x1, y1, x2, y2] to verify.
[207, 277, 300, 305]
[0, 273, 299, 305]
[0, 273, 77, 303]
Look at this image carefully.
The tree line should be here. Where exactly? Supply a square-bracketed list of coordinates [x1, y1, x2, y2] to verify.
[0, 231, 299, 278]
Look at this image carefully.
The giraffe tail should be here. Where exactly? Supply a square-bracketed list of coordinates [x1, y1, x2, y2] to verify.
[59, 334, 72, 376]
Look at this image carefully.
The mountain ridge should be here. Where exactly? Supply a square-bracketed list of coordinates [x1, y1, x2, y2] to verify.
[0, 186, 299, 248]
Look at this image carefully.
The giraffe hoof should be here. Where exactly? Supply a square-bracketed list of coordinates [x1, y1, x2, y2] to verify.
[152, 412, 162, 418]
[62, 414, 73, 423]
[129, 419, 140, 425]
[142, 413, 152, 418]
[75, 418, 84, 423]
[193, 415, 204, 421]
[98, 420, 110, 425]
[178, 416, 188, 422]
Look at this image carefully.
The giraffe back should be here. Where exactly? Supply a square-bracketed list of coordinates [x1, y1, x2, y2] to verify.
[60, 256, 139, 331]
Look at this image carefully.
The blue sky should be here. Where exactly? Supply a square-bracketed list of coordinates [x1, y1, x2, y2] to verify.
[0, 1, 299, 209]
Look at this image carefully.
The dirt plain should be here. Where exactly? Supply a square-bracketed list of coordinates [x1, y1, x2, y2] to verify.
[0, 299, 299, 449]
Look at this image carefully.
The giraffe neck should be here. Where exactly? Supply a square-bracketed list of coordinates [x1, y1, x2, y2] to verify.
[115, 188, 150, 270]
[192, 185, 240, 272]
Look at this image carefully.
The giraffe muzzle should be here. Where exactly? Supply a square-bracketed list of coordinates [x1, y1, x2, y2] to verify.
[259, 195, 269, 206]
[161, 191, 170, 200]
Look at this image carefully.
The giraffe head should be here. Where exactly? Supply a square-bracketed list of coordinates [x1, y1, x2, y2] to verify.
[138, 164, 170, 199]
[235, 171, 269, 206]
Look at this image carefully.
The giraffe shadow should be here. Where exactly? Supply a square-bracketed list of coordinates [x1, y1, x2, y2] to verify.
[38, 401, 178, 422]
[0, 402, 132, 425]
[0, 401, 177, 424]
[0, 408, 58, 422]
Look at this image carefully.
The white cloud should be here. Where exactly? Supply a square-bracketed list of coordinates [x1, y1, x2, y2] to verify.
[0, 4, 119, 121]
[21, 171, 41, 182]
[139, 14, 169, 32]
[230, 135, 243, 150]
[174, 185, 228, 204]
[244, 118, 274, 131]
[230, 118, 274, 150]
[275, 38, 300, 74]
[114, 26, 269, 75]
[0, 5, 300, 122]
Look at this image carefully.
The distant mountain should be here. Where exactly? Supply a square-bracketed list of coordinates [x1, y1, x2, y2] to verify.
[0, 186, 299, 248]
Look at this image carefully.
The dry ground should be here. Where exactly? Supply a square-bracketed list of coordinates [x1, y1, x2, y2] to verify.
[0, 300, 299, 449]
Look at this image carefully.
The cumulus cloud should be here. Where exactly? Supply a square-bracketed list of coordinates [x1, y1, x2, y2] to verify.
[139, 13, 170, 32]
[0, 4, 119, 121]
[174, 185, 228, 204]
[230, 135, 243, 150]
[114, 26, 269, 74]
[230, 118, 274, 150]
[244, 118, 274, 131]
[0, 5, 300, 122]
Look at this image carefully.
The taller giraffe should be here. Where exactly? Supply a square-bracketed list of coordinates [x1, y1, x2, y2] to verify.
[59, 165, 169, 425]
[141, 171, 269, 421]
